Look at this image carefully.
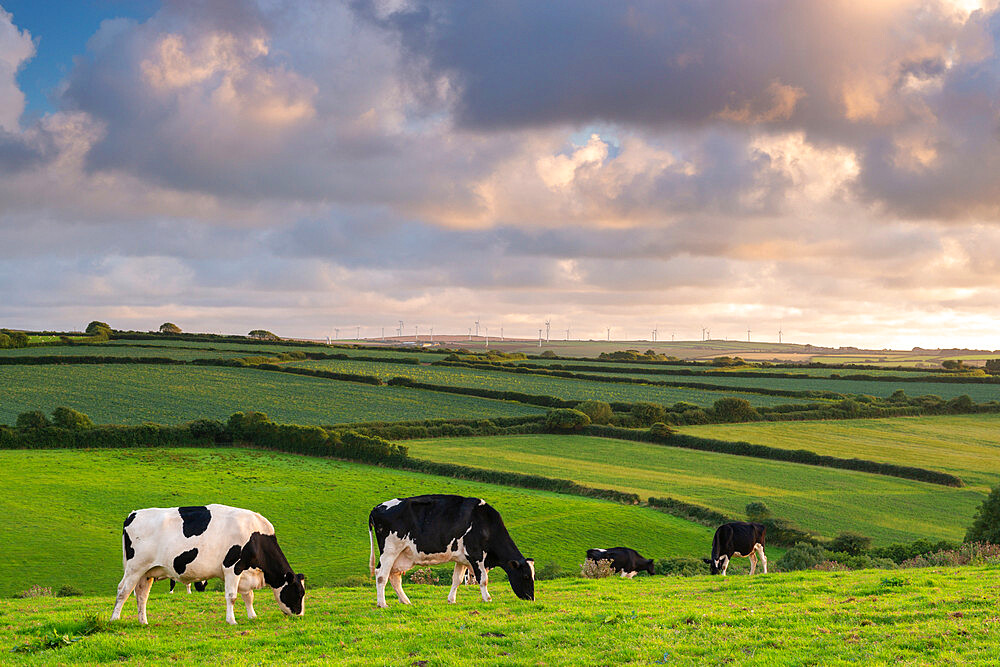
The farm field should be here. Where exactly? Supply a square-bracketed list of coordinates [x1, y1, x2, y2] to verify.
[558, 368, 1000, 402]
[518, 359, 938, 377]
[6, 567, 1000, 664]
[682, 415, 1000, 491]
[289, 358, 812, 407]
[0, 344, 254, 360]
[0, 448, 713, 598]
[0, 364, 542, 426]
[403, 434, 980, 544]
[101, 339, 445, 362]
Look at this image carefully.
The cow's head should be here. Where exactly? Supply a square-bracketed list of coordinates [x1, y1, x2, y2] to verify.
[273, 572, 306, 616]
[702, 556, 727, 575]
[643, 559, 656, 575]
[504, 558, 535, 601]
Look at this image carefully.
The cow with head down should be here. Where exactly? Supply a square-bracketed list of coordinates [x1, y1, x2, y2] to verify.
[704, 522, 767, 576]
[369, 494, 535, 608]
[111, 504, 306, 625]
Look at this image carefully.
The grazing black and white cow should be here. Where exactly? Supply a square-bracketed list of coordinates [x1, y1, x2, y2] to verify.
[112, 504, 306, 624]
[703, 522, 767, 576]
[168, 579, 207, 594]
[368, 494, 535, 608]
[586, 547, 656, 578]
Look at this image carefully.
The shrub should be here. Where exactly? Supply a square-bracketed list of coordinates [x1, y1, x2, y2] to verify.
[407, 568, 440, 585]
[775, 543, 826, 571]
[654, 557, 706, 577]
[539, 350, 558, 358]
[56, 585, 84, 597]
[631, 402, 666, 426]
[649, 422, 674, 438]
[16, 411, 50, 430]
[50, 407, 94, 430]
[14, 585, 53, 598]
[745, 501, 772, 522]
[576, 400, 613, 425]
[966, 483, 1000, 544]
[545, 408, 591, 431]
[947, 394, 975, 413]
[159, 322, 182, 334]
[85, 321, 111, 336]
[901, 542, 1000, 568]
[580, 559, 615, 579]
[828, 531, 872, 555]
[712, 397, 760, 422]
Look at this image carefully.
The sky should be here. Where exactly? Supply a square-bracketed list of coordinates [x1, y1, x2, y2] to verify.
[1, 0, 999, 349]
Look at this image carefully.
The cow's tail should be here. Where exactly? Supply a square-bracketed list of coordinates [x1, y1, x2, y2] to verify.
[368, 517, 378, 578]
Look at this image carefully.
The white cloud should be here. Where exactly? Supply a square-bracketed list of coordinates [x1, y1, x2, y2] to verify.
[0, 5, 34, 131]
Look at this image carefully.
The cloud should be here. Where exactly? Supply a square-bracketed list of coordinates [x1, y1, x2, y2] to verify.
[0, 5, 34, 131]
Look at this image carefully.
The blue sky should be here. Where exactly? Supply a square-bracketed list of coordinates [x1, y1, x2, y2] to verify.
[0, 1, 998, 349]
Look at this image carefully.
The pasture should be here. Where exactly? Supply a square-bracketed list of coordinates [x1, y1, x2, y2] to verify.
[0, 364, 541, 426]
[0, 447, 712, 597]
[403, 434, 981, 544]
[6, 567, 1000, 664]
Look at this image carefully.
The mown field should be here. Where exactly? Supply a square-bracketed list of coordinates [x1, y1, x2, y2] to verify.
[0, 344, 254, 360]
[0, 448, 712, 597]
[682, 415, 1000, 491]
[6, 567, 1000, 664]
[0, 365, 542, 426]
[289, 358, 811, 407]
[403, 434, 981, 544]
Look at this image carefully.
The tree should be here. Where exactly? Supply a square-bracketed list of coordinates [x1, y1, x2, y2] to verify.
[828, 532, 872, 555]
[545, 408, 591, 431]
[16, 411, 49, 430]
[966, 484, 1000, 544]
[51, 407, 94, 430]
[248, 329, 280, 341]
[985, 359, 1000, 374]
[576, 400, 613, 425]
[631, 402, 666, 425]
[942, 359, 965, 370]
[745, 502, 772, 522]
[712, 397, 760, 423]
[649, 422, 674, 438]
[85, 321, 111, 335]
[159, 322, 182, 334]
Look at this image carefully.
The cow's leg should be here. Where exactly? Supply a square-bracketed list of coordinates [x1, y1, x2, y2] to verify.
[223, 571, 241, 625]
[448, 563, 467, 604]
[721, 556, 729, 577]
[748, 551, 757, 576]
[111, 571, 143, 621]
[186, 583, 193, 594]
[388, 570, 411, 604]
[628, 571, 637, 579]
[135, 576, 154, 625]
[374, 545, 401, 608]
[242, 590, 257, 620]
[169, 580, 176, 594]
[469, 556, 491, 602]
[756, 544, 768, 574]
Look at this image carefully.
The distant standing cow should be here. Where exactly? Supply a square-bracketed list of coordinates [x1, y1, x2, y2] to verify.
[368, 494, 535, 608]
[586, 547, 655, 578]
[169, 579, 207, 594]
[112, 504, 306, 624]
[704, 522, 767, 576]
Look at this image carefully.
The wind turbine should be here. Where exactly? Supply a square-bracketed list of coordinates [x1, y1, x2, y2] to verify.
[398, 320, 403, 337]
[778, 323, 783, 344]
[545, 319, 551, 342]
[334, 328, 339, 340]
[538, 329, 543, 347]
[475, 319, 480, 337]
[607, 327, 610, 342]
[356, 326, 360, 340]
[747, 328, 751, 342]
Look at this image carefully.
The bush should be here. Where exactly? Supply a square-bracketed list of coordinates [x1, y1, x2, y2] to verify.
[56, 585, 84, 597]
[580, 559, 615, 579]
[16, 411, 50, 430]
[407, 568, 440, 585]
[901, 542, 1000, 568]
[159, 322, 182, 334]
[649, 422, 674, 438]
[545, 408, 591, 431]
[712, 397, 760, 422]
[51, 407, 94, 430]
[775, 543, 826, 571]
[654, 557, 706, 577]
[14, 585, 53, 598]
[631, 402, 666, 426]
[745, 502, 772, 522]
[965, 484, 1000, 544]
[828, 531, 872, 555]
[576, 400, 613, 425]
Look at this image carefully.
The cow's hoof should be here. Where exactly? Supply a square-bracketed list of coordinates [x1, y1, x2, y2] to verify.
[377, 602, 388, 609]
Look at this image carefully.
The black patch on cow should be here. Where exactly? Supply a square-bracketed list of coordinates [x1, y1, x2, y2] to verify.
[194, 580, 207, 592]
[586, 547, 655, 575]
[279, 579, 304, 615]
[173, 548, 198, 574]
[123, 511, 136, 527]
[178, 506, 212, 537]
[223, 544, 242, 568]
[123, 529, 134, 561]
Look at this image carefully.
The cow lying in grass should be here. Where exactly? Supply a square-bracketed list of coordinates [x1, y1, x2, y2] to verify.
[112, 504, 306, 624]
[369, 494, 534, 607]
[586, 547, 655, 578]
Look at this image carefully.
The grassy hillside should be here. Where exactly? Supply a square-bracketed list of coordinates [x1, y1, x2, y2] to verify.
[289, 358, 812, 407]
[0, 365, 541, 425]
[681, 414, 1000, 491]
[0, 448, 712, 597]
[404, 434, 981, 544]
[5, 567, 1000, 664]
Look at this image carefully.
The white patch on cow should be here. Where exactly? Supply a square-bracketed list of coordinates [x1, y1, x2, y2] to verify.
[593, 548, 606, 553]
[379, 498, 402, 510]
[478, 499, 486, 506]
[527, 559, 535, 581]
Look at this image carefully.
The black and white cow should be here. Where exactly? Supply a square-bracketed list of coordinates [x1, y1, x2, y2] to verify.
[586, 547, 655, 578]
[112, 504, 306, 624]
[703, 522, 767, 576]
[368, 494, 535, 608]
[168, 579, 207, 594]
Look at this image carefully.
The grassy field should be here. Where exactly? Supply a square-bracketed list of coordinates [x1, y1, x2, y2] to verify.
[289, 358, 812, 407]
[403, 434, 981, 544]
[0, 345, 254, 360]
[0, 364, 543, 425]
[0, 448, 712, 597]
[682, 415, 1000, 491]
[5, 567, 1000, 664]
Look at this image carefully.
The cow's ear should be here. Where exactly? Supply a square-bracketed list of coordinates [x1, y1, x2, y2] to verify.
[284, 572, 295, 584]
[525, 558, 534, 564]
[296, 573, 305, 582]
[702, 558, 712, 565]
[507, 559, 521, 569]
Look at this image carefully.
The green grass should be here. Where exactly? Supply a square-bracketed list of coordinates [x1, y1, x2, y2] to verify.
[4, 567, 1000, 664]
[289, 358, 812, 407]
[404, 434, 982, 544]
[0, 345, 252, 360]
[681, 414, 1000, 491]
[0, 448, 711, 597]
[0, 364, 542, 425]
